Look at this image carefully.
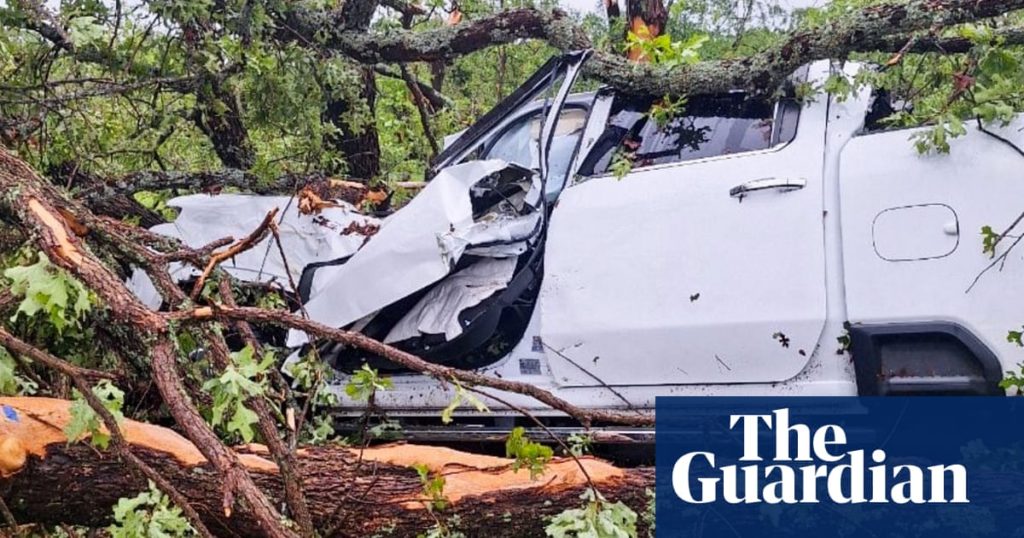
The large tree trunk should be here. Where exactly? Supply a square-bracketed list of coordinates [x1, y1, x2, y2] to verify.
[322, 0, 383, 181]
[323, 68, 382, 181]
[0, 397, 653, 537]
[192, 77, 256, 170]
[624, 0, 668, 61]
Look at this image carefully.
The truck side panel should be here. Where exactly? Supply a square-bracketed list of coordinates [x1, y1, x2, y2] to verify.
[839, 120, 1024, 389]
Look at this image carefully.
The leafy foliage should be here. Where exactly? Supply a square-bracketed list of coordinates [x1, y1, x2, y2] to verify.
[624, 32, 708, 67]
[440, 379, 490, 424]
[344, 363, 394, 402]
[545, 488, 638, 538]
[566, 433, 593, 457]
[202, 345, 273, 443]
[286, 349, 343, 444]
[0, 347, 37, 396]
[505, 426, 554, 479]
[109, 481, 195, 537]
[981, 225, 1001, 257]
[4, 252, 92, 333]
[413, 463, 450, 512]
[64, 379, 125, 449]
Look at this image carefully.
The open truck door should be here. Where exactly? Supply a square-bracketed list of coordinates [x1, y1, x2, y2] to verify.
[292, 51, 593, 371]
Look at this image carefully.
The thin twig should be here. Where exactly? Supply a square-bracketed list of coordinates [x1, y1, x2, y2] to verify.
[190, 208, 278, 300]
[179, 305, 655, 428]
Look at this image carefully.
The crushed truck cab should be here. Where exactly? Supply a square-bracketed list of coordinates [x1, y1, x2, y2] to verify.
[132, 52, 1024, 424]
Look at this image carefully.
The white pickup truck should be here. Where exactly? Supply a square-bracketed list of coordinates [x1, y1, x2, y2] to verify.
[135, 51, 1024, 428]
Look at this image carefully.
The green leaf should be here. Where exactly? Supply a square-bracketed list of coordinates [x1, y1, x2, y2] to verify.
[344, 363, 393, 401]
[226, 401, 259, 442]
[505, 426, 553, 480]
[4, 252, 91, 333]
[68, 16, 106, 45]
[440, 380, 489, 425]
[546, 489, 637, 538]
[63, 380, 124, 448]
[0, 348, 33, 396]
[109, 481, 194, 537]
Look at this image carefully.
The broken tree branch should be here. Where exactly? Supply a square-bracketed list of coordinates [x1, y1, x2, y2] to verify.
[1, 397, 652, 537]
[0, 329, 216, 538]
[272, 8, 590, 64]
[180, 305, 655, 428]
[190, 208, 278, 300]
[275, 0, 1024, 97]
[0, 147, 298, 538]
[585, 0, 1024, 96]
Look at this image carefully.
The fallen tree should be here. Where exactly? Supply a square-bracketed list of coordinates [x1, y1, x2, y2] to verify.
[1, 0, 1024, 534]
[0, 146, 654, 536]
[0, 397, 653, 537]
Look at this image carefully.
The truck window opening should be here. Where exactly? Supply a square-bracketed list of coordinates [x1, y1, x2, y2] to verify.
[576, 93, 800, 177]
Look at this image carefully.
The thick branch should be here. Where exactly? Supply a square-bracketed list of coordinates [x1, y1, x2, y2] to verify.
[182, 305, 655, 427]
[854, 26, 1024, 55]
[49, 163, 165, 229]
[0, 148, 297, 538]
[1, 397, 652, 537]
[273, 8, 589, 64]
[278, 1, 1023, 96]
[586, 0, 1024, 96]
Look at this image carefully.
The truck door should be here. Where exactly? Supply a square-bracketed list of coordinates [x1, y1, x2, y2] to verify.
[540, 64, 831, 386]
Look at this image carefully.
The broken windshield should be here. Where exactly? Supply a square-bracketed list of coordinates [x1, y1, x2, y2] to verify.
[479, 105, 589, 199]
[431, 51, 590, 182]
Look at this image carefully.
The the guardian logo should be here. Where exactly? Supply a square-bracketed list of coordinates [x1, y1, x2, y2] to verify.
[672, 408, 969, 505]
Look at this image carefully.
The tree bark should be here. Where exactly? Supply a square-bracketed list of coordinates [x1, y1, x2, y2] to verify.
[624, 0, 668, 61]
[192, 76, 256, 170]
[0, 397, 652, 538]
[273, 0, 1024, 97]
[48, 162, 165, 229]
[322, 68, 382, 180]
[321, 0, 383, 181]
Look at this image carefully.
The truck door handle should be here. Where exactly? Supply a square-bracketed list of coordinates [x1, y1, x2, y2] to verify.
[729, 178, 806, 198]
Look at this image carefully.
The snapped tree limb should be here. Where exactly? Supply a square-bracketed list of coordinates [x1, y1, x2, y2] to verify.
[0, 148, 299, 538]
[273, 0, 1024, 96]
[584, 0, 1024, 96]
[0, 397, 652, 537]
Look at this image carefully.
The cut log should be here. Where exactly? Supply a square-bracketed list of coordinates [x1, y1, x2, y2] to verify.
[0, 397, 653, 537]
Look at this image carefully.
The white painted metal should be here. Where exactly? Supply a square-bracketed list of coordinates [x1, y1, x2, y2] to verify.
[131, 55, 1024, 418]
[286, 159, 534, 347]
[537, 61, 833, 386]
[128, 194, 374, 309]
[839, 114, 1024, 374]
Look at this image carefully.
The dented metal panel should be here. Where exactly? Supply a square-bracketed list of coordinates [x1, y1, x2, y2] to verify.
[285, 159, 537, 347]
[385, 257, 517, 343]
[128, 194, 374, 308]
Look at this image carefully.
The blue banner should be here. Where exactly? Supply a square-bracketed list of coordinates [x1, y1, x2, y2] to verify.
[655, 397, 1024, 537]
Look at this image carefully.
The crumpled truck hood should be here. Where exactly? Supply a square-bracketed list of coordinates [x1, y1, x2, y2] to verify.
[286, 159, 535, 347]
[129, 193, 376, 309]
[129, 159, 540, 352]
